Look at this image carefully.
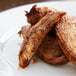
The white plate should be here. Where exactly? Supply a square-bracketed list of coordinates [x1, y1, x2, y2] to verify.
[0, 54, 13, 76]
[1, 1, 76, 76]
[3, 34, 76, 76]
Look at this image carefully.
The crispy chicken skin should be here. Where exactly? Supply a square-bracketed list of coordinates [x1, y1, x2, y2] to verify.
[37, 36, 68, 64]
[19, 12, 66, 68]
[25, 5, 57, 25]
[56, 15, 76, 65]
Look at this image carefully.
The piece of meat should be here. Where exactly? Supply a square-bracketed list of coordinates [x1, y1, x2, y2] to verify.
[26, 5, 57, 37]
[56, 15, 76, 65]
[18, 25, 56, 39]
[19, 12, 66, 68]
[37, 36, 68, 64]
[25, 5, 57, 25]
[19, 26, 68, 64]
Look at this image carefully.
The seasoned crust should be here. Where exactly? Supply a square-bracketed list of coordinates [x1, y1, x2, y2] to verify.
[37, 36, 68, 64]
[25, 5, 42, 25]
[25, 5, 57, 25]
[19, 26, 68, 64]
[26, 5, 57, 37]
[56, 15, 76, 65]
[19, 12, 66, 68]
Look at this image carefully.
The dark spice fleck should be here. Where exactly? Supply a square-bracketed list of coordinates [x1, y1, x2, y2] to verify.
[29, 30, 36, 37]
[26, 36, 29, 39]
[32, 50, 34, 52]
[29, 32, 32, 37]
[56, 36, 59, 40]
[20, 51, 23, 55]
[46, 23, 51, 29]
[44, 12, 47, 14]
[39, 29, 45, 33]
[48, 40, 50, 42]
[26, 30, 36, 39]
[24, 42, 27, 44]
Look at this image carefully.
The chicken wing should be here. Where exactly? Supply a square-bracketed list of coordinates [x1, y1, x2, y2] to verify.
[56, 15, 76, 65]
[19, 12, 66, 68]
[25, 5, 57, 25]
[37, 36, 68, 64]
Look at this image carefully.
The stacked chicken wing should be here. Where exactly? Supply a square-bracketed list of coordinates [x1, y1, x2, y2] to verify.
[18, 5, 76, 68]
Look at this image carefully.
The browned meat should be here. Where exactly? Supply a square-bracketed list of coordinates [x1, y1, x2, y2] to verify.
[19, 12, 66, 68]
[56, 15, 76, 65]
[25, 5, 57, 25]
[26, 5, 57, 38]
[37, 36, 68, 64]
[19, 26, 68, 64]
